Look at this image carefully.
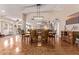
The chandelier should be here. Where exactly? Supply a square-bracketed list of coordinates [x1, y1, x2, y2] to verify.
[33, 4, 44, 20]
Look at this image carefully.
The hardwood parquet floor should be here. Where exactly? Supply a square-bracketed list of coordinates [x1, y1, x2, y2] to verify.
[0, 35, 79, 55]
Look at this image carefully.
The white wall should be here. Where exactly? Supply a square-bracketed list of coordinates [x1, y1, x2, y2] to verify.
[66, 24, 79, 31]
[0, 17, 16, 35]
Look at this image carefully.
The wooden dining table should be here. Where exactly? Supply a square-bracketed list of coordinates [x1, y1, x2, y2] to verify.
[22, 29, 56, 47]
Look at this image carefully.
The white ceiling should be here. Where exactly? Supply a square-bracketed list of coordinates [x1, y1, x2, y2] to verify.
[0, 4, 79, 21]
[0, 4, 32, 21]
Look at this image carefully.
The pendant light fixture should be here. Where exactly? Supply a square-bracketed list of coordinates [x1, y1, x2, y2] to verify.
[37, 4, 40, 18]
[33, 4, 43, 20]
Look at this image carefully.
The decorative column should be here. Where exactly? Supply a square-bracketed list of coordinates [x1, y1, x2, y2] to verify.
[22, 13, 27, 49]
[22, 13, 27, 32]
[54, 18, 60, 49]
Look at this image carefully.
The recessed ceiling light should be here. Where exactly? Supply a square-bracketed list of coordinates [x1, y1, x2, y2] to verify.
[1, 10, 6, 13]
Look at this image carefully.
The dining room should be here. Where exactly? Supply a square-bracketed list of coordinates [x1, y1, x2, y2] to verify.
[0, 4, 79, 55]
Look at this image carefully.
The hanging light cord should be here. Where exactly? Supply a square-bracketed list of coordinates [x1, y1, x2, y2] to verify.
[37, 4, 40, 18]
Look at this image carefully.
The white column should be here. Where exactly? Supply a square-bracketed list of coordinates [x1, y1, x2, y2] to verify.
[55, 19, 61, 49]
[0, 21, 1, 33]
[22, 13, 27, 31]
[56, 22, 60, 39]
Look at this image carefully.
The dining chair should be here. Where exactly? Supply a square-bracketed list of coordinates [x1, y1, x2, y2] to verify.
[30, 30, 38, 44]
[48, 30, 56, 47]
